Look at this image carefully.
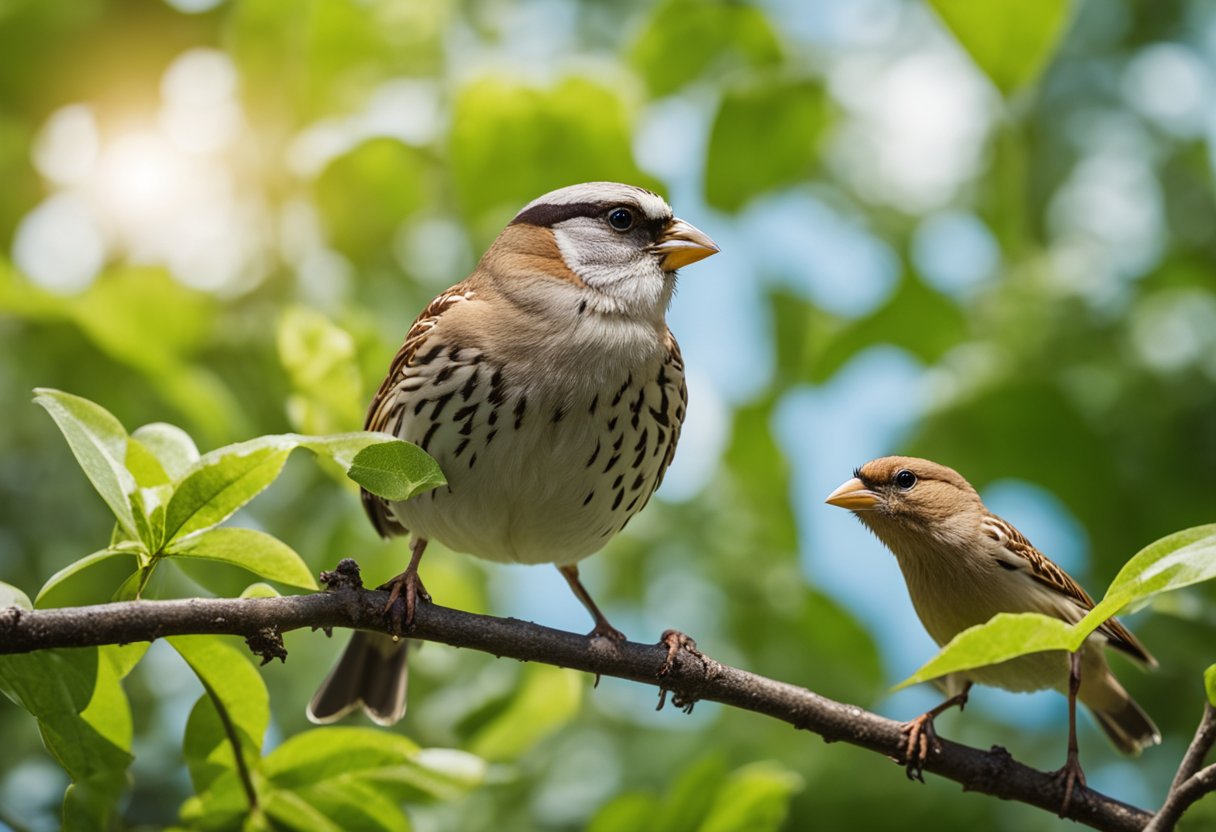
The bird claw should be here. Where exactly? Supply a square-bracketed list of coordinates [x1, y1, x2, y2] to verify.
[380, 569, 430, 635]
[587, 620, 627, 644]
[658, 629, 701, 677]
[1053, 751, 1087, 816]
[899, 713, 942, 782]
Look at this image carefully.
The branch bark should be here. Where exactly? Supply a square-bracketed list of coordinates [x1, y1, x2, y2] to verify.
[0, 560, 1156, 832]
[1145, 702, 1216, 832]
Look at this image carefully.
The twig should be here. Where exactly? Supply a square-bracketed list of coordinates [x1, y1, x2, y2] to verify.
[0, 560, 1154, 832]
[1146, 702, 1216, 832]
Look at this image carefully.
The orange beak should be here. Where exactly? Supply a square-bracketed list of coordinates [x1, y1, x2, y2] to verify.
[824, 477, 881, 511]
[654, 218, 719, 271]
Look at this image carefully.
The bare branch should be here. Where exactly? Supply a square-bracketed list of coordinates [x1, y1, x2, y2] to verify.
[1146, 703, 1216, 832]
[0, 560, 1154, 832]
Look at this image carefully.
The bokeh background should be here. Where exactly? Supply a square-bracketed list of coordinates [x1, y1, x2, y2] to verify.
[2, 0, 1216, 829]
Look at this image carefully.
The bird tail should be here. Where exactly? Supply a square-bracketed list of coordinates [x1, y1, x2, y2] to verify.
[1084, 676, 1161, 756]
[307, 631, 409, 726]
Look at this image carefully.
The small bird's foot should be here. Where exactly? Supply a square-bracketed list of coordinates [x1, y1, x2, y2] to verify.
[899, 713, 942, 782]
[379, 568, 430, 634]
[587, 616, 626, 644]
[658, 629, 701, 677]
[1053, 750, 1086, 816]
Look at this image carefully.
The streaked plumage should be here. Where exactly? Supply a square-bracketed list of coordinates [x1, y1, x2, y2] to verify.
[309, 182, 717, 726]
[826, 456, 1159, 809]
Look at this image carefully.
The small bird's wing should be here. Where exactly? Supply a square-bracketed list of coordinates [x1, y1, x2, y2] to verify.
[983, 515, 1157, 667]
[361, 285, 477, 538]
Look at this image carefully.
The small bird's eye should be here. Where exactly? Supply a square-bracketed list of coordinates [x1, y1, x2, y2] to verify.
[894, 469, 917, 489]
[607, 207, 634, 231]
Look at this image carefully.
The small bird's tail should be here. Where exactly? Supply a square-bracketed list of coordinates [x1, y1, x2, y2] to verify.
[307, 631, 409, 726]
[1084, 676, 1161, 756]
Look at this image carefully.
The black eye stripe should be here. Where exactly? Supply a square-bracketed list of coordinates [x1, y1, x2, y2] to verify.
[510, 201, 604, 227]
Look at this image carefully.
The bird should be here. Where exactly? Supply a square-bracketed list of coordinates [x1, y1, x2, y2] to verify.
[824, 456, 1159, 813]
[307, 182, 719, 726]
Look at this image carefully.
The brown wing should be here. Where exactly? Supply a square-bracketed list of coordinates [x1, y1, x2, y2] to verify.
[361, 285, 476, 538]
[984, 514, 1156, 667]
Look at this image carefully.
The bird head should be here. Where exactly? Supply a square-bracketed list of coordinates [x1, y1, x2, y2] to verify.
[824, 456, 985, 553]
[485, 182, 719, 323]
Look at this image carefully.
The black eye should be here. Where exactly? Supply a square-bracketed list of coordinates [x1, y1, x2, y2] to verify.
[607, 207, 634, 231]
[894, 469, 917, 489]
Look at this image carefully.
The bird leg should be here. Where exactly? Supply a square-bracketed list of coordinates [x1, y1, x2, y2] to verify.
[900, 682, 973, 782]
[380, 537, 430, 634]
[1054, 651, 1087, 816]
[558, 564, 626, 642]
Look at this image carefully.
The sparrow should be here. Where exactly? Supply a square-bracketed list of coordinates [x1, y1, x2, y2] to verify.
[825, 456, 1159, 812]
[308, 182, 719, 725]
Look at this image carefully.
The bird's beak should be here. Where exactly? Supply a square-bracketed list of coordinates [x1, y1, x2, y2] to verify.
[824, 477, 880, 511]
[654, 218, 719, 271]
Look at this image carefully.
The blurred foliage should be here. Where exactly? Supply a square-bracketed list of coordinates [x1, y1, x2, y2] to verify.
[1, 0, 1215, 830]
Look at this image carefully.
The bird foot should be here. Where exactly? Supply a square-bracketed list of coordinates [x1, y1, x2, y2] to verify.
[587, 619, 627, 644]
[899, 713, 942, 782]
[379, 568, 430, 635]
[1053, 750, 1086, 817]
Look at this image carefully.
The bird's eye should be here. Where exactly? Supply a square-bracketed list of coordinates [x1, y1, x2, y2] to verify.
[894, 469, 917, 489]
[607, 207, 634, 231]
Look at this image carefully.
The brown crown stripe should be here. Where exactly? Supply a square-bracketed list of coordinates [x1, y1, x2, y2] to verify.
[510, 201, 604, 227]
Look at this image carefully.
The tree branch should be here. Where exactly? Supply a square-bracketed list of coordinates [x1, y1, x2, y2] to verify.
[1145, 702, 1216, 832]
[0, 560, 1153, 832]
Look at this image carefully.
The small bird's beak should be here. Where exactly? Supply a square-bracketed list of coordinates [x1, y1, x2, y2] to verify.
[654, 218, 719, 271]
[824, 477, 880, 511]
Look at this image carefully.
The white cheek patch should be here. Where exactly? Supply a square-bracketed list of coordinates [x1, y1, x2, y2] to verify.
[551, 226, 669, 316]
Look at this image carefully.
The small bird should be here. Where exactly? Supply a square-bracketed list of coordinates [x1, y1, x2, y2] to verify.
[308, 182, 719, 726]
[825, 456, 1159, 812]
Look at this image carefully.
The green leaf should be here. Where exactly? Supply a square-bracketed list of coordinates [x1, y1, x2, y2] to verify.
[166, 527, 318, 590]
[1083, 524, 1216, 628]
[589, 794, 662, 832]
[241, 582, 281, 599]
[36, 549, 139, 608]
[299, 432, 407, 472]
[629, 0, 782, 98]
[705, 76, 829, 212]
[1205, 665, 1216, 707]
[278, 781, 409, 832]
[171, 634, 270, 788]
[654, 756, 728, 832]
[699, 762, 804, 832]
[0, 648, 133, 830]
[896, 612, 1074, 690]
[346, 439, 446, 501]
[278, 306, 364, 435]
[929, 0, 1072, 95]
[132, 422, 200, 481]
[125, 437, 171, 488]
[263, 790, 346, 832]
[468, 665, 583, 761]
[163, 438, 294, 543]
[33, 388, 140, 540]
[0, 580, 31, 610]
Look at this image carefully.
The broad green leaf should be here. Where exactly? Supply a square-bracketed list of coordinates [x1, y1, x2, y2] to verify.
[241, 582, 281, 599]
[468, 665, 583, 761]
[299, 432, 407, 472]
[896, 612, 1074, 689]
[284, 780, 409, 832]
[178, 768, 253, 831]
[1206, 665, 1216, 707]
[0, 580, 31, 610]
[166, 527, 318, 591]
[705, 76, 829, 212]
[654, 755, 728, 832]
[263, 790, 345, 832]
[125, 438, 171, 488]
[629, 0, 782, 97]
[36, 549, 139, 609]
[163, 439, 294, 543]
[132, 422, 200, 481]
[170, 635, 270, 784]
[0, 648, 133, 830]
[264, 728, 484, 806]
[700, 762, 804, 832]
[929, 0, 1072, 95]
[1082, 524, 1216, 629]
[33, 389, 139, 540]
[588, 794, 662, 832]
[346, 440, 446, 501]
[278, 306, 364, 435]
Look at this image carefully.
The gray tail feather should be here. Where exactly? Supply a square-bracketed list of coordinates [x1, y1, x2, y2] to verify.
[1089, 694, 1161, 756]
[307, 631, 409, 726]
